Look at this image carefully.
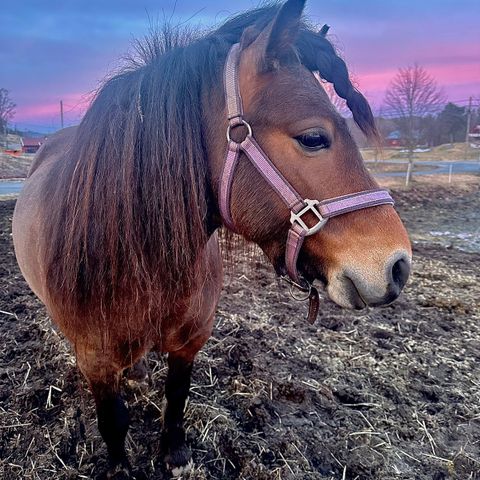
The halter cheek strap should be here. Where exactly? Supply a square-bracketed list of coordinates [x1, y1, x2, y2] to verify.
[219, 43, 394, 322]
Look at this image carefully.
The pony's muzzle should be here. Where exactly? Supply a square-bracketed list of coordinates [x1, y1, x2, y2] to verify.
[327, 251, 411, 309]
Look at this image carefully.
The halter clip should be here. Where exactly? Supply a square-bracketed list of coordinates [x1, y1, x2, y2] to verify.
[290, 199, 328, 236]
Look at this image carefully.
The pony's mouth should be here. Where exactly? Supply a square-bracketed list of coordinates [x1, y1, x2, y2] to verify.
[310, 269, 368, 310]
[273, 254, 371, 310]
[338, 276, 368, 310]
[271, 252, 401, 311]
[326, 270, 406, 310]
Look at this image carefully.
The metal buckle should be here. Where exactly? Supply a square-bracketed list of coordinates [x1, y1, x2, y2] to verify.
[290, 199, 328, 236]
[226, 119, 252, 143]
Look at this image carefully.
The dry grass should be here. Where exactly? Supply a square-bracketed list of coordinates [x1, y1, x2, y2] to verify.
[376, 171, 480, 190]
[361, 142, 480, 162]
[0, 152, 34, 179]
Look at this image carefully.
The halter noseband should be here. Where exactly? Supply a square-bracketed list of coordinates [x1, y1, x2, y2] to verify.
[219, 43, 394, 322]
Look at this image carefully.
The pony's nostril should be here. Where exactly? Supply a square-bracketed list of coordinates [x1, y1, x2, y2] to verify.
[391, 257, 410, 291]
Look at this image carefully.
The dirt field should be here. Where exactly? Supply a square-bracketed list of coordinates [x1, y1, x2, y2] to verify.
[0, 176, 479, 480]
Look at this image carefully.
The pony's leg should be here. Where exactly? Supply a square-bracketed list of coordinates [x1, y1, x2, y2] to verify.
[93, 377, 130, 473]
[162, 352, 194, 470]
[77, 354, 131, 477]
[161, 234, 221, 471]
[161, 324, 216, 471]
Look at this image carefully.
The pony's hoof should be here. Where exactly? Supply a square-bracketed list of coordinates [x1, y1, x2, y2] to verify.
[97, 458, 133, 480]
[107, 468, 129, 480]
[170, 459, 193, 477]
[165, 445, 193, 476]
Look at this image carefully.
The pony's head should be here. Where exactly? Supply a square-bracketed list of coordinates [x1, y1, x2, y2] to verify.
[208, 0, 411, 309]
[44, 0, 410, 318]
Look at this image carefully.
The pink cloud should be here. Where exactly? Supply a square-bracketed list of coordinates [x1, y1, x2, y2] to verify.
[16, 103, 63, 119]
[355, 61, 479, 107]
[14, 92, 91, 126]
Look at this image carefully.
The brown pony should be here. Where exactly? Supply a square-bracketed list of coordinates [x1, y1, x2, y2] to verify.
[12, 0, 411, 476]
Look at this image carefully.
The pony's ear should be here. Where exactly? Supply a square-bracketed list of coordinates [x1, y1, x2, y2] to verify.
[265, 0, 306, 62]
[242, 0, 306, 70]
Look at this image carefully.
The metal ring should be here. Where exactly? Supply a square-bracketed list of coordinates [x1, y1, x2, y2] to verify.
[281, 275, 312, 302]
[226, 119, 253, 143]
[289, 282, 312, 301]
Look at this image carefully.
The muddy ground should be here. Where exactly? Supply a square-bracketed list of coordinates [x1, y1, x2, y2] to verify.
[0, 177, 479, 480]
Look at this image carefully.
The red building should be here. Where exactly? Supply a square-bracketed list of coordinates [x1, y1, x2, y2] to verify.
[21, 137, 46, 154]
[468, 124, 480, 147]
[385, 130, 405, 147]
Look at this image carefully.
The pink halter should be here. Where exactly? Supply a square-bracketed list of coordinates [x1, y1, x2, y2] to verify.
[219, 43, 394, 322]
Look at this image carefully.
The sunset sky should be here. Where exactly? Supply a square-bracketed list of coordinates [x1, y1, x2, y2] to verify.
[1, 0, 479, 132]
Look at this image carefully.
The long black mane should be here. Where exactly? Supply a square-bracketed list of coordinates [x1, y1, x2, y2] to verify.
[43, 4, 377, 319]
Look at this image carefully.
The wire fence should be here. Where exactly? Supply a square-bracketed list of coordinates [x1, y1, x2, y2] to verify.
[367, 158, 480, 187]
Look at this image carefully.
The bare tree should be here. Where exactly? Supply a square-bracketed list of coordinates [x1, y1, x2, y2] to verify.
[0, 88, 16, 137]
[384, 64, 444, 185]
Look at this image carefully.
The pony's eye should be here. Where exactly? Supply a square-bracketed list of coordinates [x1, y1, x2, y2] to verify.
[295, 132, 330, 151]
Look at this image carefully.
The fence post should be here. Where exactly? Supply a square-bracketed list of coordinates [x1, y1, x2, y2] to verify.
[448, 164, 453, 184]
[405, 162, 413, 187]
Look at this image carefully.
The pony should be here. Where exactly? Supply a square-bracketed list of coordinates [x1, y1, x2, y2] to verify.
[12, 0, 411, 476]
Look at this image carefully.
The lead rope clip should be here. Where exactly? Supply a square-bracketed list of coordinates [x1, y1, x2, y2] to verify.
[281, 276, 319, 324]
[281, 275, 311, 301]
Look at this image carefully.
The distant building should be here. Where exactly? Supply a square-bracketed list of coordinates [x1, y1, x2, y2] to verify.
[1, 134, 23, 154]
[385, 130, 405, 147]
[4, 143, 23, 155]
[468, 124, 480, 147]
[21, 137, 46, 154]
[470, 124, 480, 136]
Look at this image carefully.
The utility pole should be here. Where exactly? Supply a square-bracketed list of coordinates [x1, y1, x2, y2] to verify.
[60, 100, 64, 129]
[465, 96, 472, 159]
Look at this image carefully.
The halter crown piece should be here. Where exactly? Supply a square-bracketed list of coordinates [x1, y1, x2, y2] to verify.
[219, 43, 395, 324]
